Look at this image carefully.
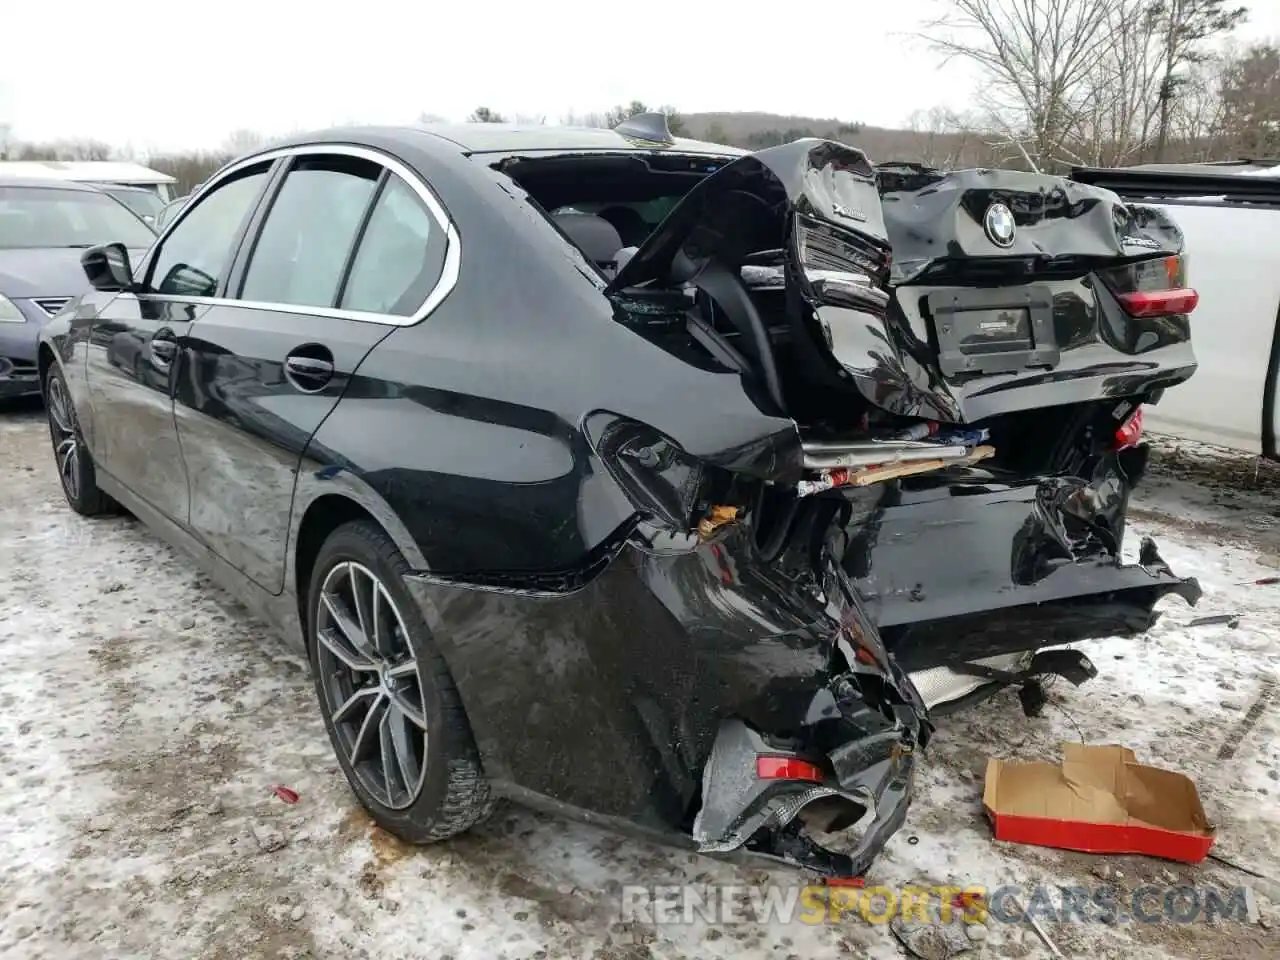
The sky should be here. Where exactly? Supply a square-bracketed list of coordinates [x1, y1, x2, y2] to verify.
[2, 0, 1279, 155]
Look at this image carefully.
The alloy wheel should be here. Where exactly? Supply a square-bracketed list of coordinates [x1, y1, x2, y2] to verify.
[47, 375, 80, 502]
[315, 561, 429, 810]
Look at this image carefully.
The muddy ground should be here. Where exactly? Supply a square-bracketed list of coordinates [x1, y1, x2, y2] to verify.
[1, 399, 1277, 959]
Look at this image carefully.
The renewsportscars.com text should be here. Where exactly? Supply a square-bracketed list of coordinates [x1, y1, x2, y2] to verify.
[619, 882, 1260, 926]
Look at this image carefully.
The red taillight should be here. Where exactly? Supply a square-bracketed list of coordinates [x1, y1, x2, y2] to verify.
[1102, 254, 1198, 318]
[756, 756, 825, 782]
[1114, 407, 1144, 451]
[1115, 288, 1199, 317]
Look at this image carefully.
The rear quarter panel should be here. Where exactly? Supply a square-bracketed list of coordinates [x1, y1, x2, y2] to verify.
[302, 136, 800, 577]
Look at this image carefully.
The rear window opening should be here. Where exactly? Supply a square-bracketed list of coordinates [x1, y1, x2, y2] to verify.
[493, 152, 728, 257]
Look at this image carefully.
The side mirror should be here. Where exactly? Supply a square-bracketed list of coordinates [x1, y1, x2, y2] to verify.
[81, 243, 135, 293]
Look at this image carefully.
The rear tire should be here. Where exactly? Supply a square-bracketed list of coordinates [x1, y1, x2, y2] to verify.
[306, 520, 494, 842]
[44, 365, 116, 517]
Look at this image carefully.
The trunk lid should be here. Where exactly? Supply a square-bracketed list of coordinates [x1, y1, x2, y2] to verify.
[606, 141, 1198, 426]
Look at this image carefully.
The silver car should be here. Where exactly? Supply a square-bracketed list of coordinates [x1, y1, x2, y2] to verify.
[0, 178, 156, 399]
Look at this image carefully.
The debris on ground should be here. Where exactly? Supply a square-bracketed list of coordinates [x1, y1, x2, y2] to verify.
[1188, 613, 1241, 628]
[272, 785, 301, 805]
[1007, 893, 1064, 959]
[252, 823, 287, 853]
[984, 744, 1216, 862]
[887, 881, 976, 960]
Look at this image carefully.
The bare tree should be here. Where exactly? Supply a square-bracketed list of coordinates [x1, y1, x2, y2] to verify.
[1148, 0, 1249, 160]
[1169, 56, 1230, 158]
[220, 129, 266, 155]
[7, 138, 114, 161]
[921, 0, 1123, 170]
[905, 106, 978, 167]
[467, 106, 505, 123]
[1072, 0, 1164, 165]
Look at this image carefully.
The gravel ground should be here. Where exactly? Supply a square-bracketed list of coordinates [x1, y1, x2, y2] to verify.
[1, 401, 1277, 960]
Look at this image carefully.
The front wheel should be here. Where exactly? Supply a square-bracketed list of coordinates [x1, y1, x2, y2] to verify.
[306, 520, 494, 841]
[44, 365, 116, 516]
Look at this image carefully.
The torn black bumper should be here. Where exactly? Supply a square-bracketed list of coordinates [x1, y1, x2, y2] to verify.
[845, 469, 1202, 671]
[686, 553, 930, 878]
[693, 715, 917, 878]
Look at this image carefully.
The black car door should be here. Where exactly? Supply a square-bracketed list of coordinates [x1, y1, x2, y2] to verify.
[173, 149, 448, 595]
[84, 163, 275, 524]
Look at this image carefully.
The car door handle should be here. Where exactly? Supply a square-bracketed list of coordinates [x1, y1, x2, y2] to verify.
[149, 330, 177, 367]
[284, 353, 335, 392]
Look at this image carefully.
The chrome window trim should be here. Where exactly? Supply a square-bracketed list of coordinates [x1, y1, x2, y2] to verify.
[141, 142, 460, 328]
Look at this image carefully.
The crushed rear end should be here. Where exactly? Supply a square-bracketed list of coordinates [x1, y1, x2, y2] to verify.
[594, 139, 1201, 876]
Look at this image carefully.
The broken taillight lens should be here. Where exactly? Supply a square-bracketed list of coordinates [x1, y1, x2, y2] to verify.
[756, 756, 825, 782]
[1100, 254, 1198, 318]
[591, 418, 706, 531]
[794, 214, 892, 308]
[1113, 406, 1144, 451]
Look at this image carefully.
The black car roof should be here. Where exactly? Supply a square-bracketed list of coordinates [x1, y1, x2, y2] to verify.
[269, 123, 746, 158]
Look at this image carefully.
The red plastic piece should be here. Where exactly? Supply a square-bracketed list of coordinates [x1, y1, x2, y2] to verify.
[755, 756, 825, 782]
[1113, 407, 1144, 451]
[271, 785, 300, 804]
[824, 876, 866, 888]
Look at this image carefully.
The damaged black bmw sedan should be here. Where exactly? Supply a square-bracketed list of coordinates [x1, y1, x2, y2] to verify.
[38, 115, 1202, 878]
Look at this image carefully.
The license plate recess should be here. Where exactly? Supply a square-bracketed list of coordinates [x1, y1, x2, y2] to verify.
[929, 285, 1059, 377]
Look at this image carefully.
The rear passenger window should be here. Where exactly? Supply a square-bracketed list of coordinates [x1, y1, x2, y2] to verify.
[148, 165, 270, 298]
[339, 174, 447, 316]
[239, 156, 380, 308]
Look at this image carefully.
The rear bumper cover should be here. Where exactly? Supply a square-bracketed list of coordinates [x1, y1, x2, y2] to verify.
[403, 457, 1197, 879]
[846, 466, 1201, 670]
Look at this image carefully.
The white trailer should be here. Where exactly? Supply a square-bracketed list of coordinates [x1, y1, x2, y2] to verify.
[0, 160, 178, 201]
[1072, 161, 1280, 461]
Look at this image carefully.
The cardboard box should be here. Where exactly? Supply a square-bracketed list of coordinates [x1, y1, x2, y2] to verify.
[982, 744, 1216, 863]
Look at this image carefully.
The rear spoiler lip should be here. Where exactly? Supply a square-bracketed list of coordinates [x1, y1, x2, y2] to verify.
[1071, 165, 1280, 205]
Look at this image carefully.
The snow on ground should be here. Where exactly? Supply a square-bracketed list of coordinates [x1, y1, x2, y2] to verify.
[0, 406, 1277, 960]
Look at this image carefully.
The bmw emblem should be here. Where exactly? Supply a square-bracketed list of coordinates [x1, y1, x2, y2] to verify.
[983, 202, 1016, 247]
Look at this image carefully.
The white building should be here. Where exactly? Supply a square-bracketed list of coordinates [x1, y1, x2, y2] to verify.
[0, 160, 178, 200]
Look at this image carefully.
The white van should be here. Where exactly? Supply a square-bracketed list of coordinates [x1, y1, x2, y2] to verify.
[1073, 161, 1280, 461]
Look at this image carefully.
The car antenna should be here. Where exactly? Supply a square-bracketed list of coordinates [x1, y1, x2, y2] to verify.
[613, 112, 676, 147]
